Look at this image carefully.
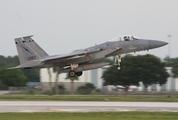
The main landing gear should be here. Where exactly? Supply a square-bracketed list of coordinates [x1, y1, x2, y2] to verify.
[114, 55, 121, 70]
[68, 64, 83, 77]
[69, 70, 76, 77]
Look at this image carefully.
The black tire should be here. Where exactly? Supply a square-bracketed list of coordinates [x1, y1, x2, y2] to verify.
[69, 70, 76, 77]
[76, 71, 83, 76]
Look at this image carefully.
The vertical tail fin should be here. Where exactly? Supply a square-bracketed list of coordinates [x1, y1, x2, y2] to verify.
[15, 35, 48, 64]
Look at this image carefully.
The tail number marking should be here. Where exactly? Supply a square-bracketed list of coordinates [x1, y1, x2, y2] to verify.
[27, 56, 36, 60]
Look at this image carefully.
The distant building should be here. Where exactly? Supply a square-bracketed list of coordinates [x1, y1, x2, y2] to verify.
[40, 68, 104, 91]
[40, 67, 178, 91]
[138, 67, 178, 91]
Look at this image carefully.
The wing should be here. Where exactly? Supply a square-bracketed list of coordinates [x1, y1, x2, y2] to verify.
[40, 49, 103, 64]
[8, 46, 121, 69]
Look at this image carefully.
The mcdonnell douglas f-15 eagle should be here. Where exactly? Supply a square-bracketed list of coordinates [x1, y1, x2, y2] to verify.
[9, 35, 168, 77]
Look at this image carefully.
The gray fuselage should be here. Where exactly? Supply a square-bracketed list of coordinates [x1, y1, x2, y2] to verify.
[50, 39, 167, 68]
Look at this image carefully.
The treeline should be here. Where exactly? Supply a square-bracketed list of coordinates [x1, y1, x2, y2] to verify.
[102, 54, 178, 91]
[102, 54, 169, 91]
[0, 55, 39, 90]
[1, 54, 178, 91]
[164, 56, 178, 78]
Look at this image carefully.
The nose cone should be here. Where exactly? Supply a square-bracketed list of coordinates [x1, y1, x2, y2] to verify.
[149, 40, 168, 49]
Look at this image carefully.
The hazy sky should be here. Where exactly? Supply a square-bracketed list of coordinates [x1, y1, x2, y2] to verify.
[0, 0, 177, 58]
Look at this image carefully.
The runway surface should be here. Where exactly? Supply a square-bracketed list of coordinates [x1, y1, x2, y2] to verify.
[0, 101, 178, 112]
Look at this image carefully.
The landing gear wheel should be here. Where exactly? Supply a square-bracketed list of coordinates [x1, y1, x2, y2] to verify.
[69, 70, 76, 77]
[76, 71, 83, 76]
[117, 67, 121, 70]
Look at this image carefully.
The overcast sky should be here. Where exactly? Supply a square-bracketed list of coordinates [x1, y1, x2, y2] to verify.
[0, 0, 177, 59]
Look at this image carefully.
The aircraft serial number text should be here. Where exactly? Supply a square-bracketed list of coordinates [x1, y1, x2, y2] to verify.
[27, 56, 36, 60]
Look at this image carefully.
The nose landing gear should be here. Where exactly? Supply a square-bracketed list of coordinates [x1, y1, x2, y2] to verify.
[114, 55, 121, 70]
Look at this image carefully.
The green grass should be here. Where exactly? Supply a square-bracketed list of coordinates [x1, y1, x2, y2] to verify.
[0, 95, 178, 102]
[0, 112, 178, 120]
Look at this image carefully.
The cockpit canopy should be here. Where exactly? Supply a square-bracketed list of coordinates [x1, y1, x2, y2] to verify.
[119, 35, 140, 41]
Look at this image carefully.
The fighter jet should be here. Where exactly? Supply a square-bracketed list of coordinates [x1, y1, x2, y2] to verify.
[9, 35, 168, 77]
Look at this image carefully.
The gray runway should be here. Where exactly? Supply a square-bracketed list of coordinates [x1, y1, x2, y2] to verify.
[0, 101, 178, 112]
